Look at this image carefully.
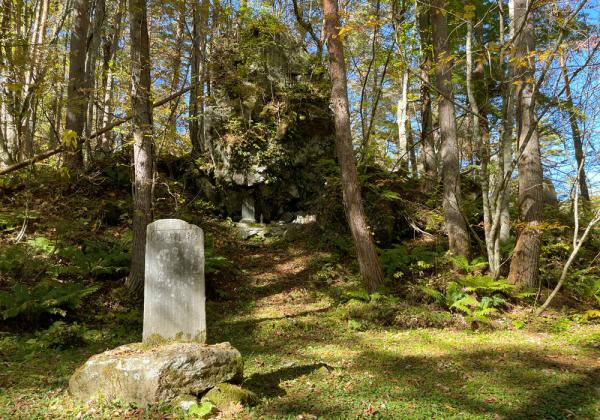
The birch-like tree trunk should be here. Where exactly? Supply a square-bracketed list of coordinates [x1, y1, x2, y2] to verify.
[397, 70, 409, 173]
[323, 0, 384, 293]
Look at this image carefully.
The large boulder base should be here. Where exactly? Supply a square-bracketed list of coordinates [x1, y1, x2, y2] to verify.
[69, 342, 243, 405]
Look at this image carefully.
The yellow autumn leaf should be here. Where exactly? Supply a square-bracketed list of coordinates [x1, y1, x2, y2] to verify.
[338, 26, 351, 39]
[62, 129, 79, 151]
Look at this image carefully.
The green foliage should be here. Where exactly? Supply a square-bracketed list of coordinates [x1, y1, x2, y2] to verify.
[448, 255, 488, 273]
[0, 281, 99, 322]
[47, 236, 131, 280]
[421, 275, 519, 325]
[187, 401, 215, 418]
[344, 289, 371, 302]
[27, 236, 56, 254]
[27, 321, 97, 349]
[459, 274, 515, 295]
[379, 244, 438, 279]
[0, 245, 43, 278]
[203, 236, 233, 275]
[201, 383, 258, 409]
[205, 248, 233, 275]
[567, 267, 600, 304]
[102, 164, 130, 188]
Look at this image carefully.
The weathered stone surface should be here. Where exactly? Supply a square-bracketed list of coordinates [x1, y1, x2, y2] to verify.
[69, 342, 243, 405]
[144, 219, 206, 343]
[241, 195, 256, 223]
[236, 221, 265, 240]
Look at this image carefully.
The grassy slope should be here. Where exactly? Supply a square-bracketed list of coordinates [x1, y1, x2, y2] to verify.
[0, 173, 599, 419]
[2, 236, 599, 419]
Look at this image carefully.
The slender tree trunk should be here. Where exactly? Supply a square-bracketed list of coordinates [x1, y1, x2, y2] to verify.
[407, 119, 417, 178]
[508, 0, 544, 288]
[431, 0, 470, 258]
[126, 0, 154, 299]
[417, 4, 437, 189]
[84, 0, 106, 161]
[64, 0, 91, 169]
[560, 51, 590, 202]
[499, 0, 515, 245]
[499, 81, 514, 244]
[99, 0, 125, 152]
[323, 0, 384, 293]
[167, 1, 185, 132]
[397, 70, 409, 173]
[190, 0, 209, 156]
[49, 35, 69, 150]
[22, 0, 50, 158]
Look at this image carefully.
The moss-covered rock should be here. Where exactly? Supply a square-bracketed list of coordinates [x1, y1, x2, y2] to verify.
[201, 383, 258, 410]
[172, 394, 198, 411]
[69, 342, 243, 405]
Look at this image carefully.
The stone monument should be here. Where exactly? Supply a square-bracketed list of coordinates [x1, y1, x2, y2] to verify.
[240, 195, 256, 223]
[69, 219, 245, 406]
[143, 219, 206, 343]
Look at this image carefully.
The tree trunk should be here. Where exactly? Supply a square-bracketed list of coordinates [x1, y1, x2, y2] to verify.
[99, 0, 126, 152]
[499, 0, 515, 245]
[189, 0, 209, 156]
[126, 0, 154, 299]
[417, 4, 437, 189]
[508, 0, 544, 288]
[396, 70, 409, 173]
[64, 0, 91, 169]
[84, 0, 106, 161]
[407, 119, 417, 178]
[22, 0, 50, 158]
[560, 51, 590, 202]
[167, 1, 186, 132]
[323, 0, 384, 293]
[430, 0, 470, 258]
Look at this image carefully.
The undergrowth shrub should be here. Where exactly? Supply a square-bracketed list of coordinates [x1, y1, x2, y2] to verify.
[379, 244, 438, 279]
[0, 280, 99, 322]
[337, 290, 454, 329]
[50, 236, 131, 280]
[0, 243, 46, 280]
[28, 321, 94, 349]
[420, 274, 533, 326]
[566, 267, 600, 305]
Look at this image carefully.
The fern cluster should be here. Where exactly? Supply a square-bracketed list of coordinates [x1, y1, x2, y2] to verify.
[0, 281, 99, 322]
[421, 271, 533, 325]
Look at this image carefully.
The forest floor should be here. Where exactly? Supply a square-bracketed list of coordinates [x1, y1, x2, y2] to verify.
[1, 230, 600, 419]
[1, 171, 599, 419]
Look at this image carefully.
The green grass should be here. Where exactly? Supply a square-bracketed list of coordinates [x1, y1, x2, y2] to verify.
[1, 178, 599, 419]
[2, 238, 598, 419]
[1, 304, 599, 419]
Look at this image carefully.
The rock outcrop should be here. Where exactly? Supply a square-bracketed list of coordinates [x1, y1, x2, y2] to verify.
[69, 342, 243, 405]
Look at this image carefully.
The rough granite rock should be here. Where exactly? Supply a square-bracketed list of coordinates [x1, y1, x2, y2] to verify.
[69, 342, 243, 405]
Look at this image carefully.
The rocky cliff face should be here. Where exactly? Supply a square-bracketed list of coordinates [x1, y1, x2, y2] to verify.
[188, 15, 336, 222]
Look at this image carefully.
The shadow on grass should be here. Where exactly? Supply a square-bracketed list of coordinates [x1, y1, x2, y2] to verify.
[243, 363, 330, 398]
[353, 346, 600, 419]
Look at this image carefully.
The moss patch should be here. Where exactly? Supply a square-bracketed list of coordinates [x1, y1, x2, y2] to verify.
[201, 383, 258, 410]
